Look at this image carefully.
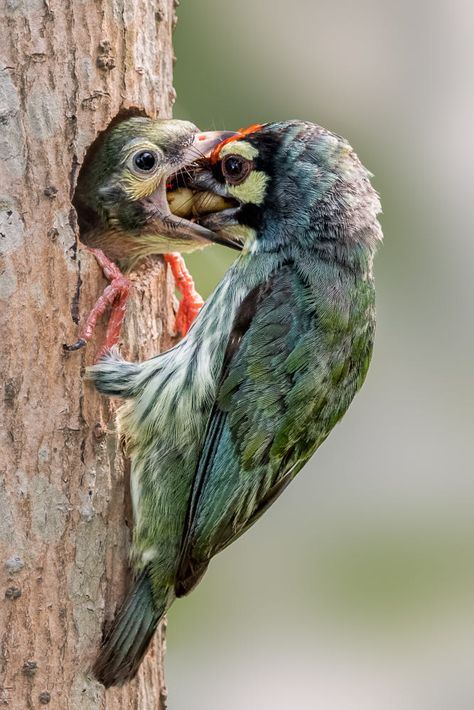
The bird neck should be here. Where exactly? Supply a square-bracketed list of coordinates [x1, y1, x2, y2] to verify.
[241, 222, 377, 280]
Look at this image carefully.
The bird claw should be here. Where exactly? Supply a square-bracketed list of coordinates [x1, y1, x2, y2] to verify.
[63, 248, 131, 360]
[64, 250, 203, 358]
[63, 338, 87, 352]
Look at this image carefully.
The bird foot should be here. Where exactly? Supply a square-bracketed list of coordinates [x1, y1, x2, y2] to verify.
[63, 250, 201, 359]
[164, 253, 204, 335]
[175, 291, 205, 336]
[63, 248, 131, 359]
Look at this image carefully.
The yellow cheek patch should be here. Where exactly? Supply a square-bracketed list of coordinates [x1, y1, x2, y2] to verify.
[227, 224, 256, 243]
[120, 172, 161, 201]
[228, 170, 268, 205]
[220, 140, 259, 161]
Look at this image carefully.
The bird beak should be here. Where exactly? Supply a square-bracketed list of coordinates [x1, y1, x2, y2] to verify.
[166, 129, 243, 251]
[182, 130, 236, 163]
[194, 130, 236, 156]
[201, 226, 243, 251]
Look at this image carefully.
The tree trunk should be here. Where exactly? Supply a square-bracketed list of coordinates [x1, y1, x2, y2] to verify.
[0, 1, 178, 707]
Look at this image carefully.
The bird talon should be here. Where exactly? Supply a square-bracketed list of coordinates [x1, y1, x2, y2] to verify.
[64, 249, 131, 359]
[63, 338, 87, 352]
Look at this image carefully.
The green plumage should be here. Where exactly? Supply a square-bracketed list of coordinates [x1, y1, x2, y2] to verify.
[178, 263, 375, 588]
[88, 120, 382, 686]
[92, 569, 159, 685]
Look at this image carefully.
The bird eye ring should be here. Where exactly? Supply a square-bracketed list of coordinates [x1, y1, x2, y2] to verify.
[221, 154, 252, 185]
[132, 150, 159, 174]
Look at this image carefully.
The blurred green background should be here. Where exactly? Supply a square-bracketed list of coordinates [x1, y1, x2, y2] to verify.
[168, 2, 474, 708]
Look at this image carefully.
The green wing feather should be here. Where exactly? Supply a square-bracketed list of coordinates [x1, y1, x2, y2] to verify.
[176, 262, 374, 595]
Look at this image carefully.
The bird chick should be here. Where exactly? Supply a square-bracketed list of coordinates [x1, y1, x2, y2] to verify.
[88, 120, 383, 685]
[64, 117, 238, 355]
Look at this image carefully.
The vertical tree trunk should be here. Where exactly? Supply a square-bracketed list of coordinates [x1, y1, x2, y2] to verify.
[0, 1, 178, 707]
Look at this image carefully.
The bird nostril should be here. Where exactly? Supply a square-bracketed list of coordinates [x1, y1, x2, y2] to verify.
[197, 134, 208, 141]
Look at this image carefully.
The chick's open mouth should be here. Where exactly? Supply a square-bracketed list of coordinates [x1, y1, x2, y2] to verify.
[165, 168, 234, 220]
[143, 126, 244, 251]
[164, 169, 243, 249]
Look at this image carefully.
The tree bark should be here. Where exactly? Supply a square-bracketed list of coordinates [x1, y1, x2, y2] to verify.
[0, 1, 178, 707]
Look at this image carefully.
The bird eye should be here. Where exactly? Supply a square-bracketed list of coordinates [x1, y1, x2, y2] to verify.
[132, 150, 158, 173]
[221, 154, 252, 185]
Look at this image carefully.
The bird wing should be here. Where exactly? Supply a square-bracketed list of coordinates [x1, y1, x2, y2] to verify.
[175, 262, 336, 595]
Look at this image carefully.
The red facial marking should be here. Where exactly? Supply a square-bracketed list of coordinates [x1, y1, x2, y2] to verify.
[210, 123, 265, 164]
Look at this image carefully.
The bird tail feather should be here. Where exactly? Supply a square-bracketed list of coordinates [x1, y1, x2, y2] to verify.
[86, 348, 142, 399]
[92, 569, 165, 687]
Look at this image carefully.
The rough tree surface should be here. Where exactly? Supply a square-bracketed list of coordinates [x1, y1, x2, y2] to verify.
[0, 1, 179, 708]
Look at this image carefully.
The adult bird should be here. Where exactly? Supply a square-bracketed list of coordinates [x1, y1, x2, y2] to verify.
[64, 117, 237, 355]
[88, 120, 383, 685]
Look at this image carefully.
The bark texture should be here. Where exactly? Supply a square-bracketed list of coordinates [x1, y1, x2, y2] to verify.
[0, 1, 179, 707]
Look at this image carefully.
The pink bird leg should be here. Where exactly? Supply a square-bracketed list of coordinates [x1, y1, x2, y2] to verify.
[63, 249, 203, 358]
[164, 252, 204, 336]
[63, 248, 131, 358]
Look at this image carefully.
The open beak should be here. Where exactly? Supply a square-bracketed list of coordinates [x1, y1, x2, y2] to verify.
[163, 129, 243, 251]
[137, 131, 242, 252]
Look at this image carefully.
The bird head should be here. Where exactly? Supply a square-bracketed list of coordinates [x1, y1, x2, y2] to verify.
[186, 120, 383, 260]
[74, 117, 240, 265]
